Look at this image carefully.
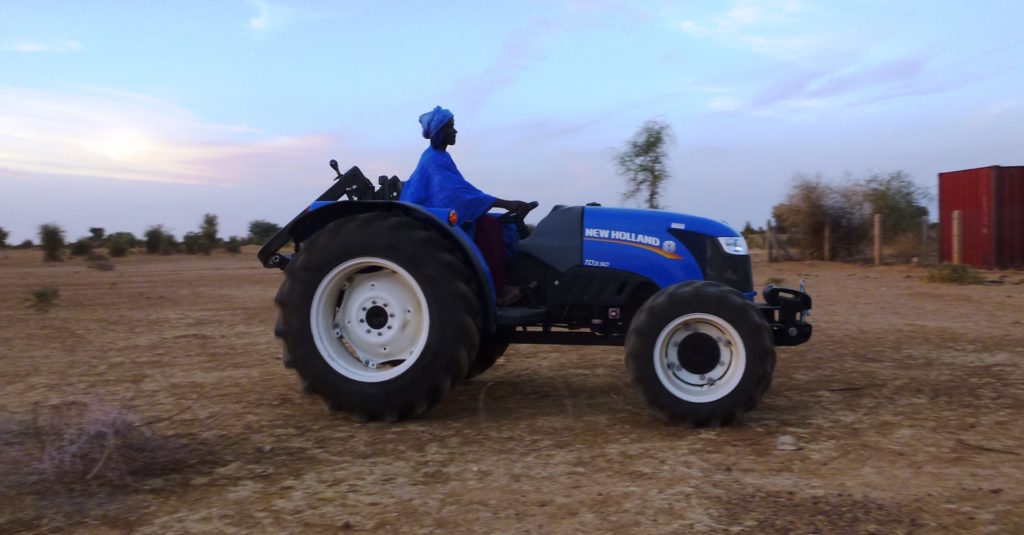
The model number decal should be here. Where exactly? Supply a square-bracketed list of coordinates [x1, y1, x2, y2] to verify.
[584, 259, 611, 267]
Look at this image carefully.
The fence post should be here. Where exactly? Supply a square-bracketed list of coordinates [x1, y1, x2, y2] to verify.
[952, 210, 962, 265]
[823, 223, 831, 262]
[874, 213, 882, 266]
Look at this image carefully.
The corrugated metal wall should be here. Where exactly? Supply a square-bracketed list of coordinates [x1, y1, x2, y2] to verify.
[939, 166, 1024, 268]
[997, 167, 1024, 267]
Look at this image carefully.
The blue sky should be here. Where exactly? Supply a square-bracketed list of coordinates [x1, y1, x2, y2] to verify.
[2, 0, 1023, 243]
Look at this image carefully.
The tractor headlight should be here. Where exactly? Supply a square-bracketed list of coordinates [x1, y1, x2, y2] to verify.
[717, 236, 749, 255]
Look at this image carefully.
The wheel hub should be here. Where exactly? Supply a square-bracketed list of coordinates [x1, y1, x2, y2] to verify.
[677, 332, 720, 375]
[365, 305, 389, 329]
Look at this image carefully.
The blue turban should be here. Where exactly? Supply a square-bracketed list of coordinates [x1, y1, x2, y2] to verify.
[419, 106, 454, 140]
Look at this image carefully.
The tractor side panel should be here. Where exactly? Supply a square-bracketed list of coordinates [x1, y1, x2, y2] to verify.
[581, 208, 708, 288]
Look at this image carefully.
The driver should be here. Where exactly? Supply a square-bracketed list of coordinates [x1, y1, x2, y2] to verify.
[400, 106, 532, 304]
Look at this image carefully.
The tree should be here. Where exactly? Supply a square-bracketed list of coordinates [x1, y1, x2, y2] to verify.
[616, 119, 675, 209]
[772, 175, 871, 260]
[39, 223, 66, 262]
[0, 226, 8, 248]
[248, 219, 281, 245]
[863, 171, 930, 240]
[89, 227, 105, 241]
[201, 213, 218, 245]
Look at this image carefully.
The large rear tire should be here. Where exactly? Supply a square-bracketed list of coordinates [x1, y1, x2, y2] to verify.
[625, 281, 775, 426]
[274, 212, 481, 421]
[465, 328, 511, 379]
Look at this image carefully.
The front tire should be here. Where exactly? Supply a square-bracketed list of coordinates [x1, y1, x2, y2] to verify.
[274, 212, 481, 421]
[625, 281, 775, 426]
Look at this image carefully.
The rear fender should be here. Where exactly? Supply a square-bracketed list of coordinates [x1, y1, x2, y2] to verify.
[261, 200, 497, 330]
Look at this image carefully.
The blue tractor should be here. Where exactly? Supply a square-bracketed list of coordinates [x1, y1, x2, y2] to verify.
[259, 162, 812, 426]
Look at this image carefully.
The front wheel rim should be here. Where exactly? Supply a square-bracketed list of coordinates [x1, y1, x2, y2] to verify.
[653, 312, 746, 402]
[310, 257, 429, 382]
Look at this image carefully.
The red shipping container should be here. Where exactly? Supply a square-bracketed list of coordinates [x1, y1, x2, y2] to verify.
[938, 166, 1024, 268]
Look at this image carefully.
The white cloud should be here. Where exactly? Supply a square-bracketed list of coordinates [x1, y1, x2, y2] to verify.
[0, 86, 330, 185]
[2, 40, 82, 53]
[966, 100, 1023, 126]
[248, 0, 269, 29]
[676, 0, 816, 59]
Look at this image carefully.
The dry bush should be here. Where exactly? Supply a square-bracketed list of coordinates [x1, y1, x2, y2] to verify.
[24, 401, 211, 488]
[772, 175, 870, 260]
[0, 401, 217, 532]
[884, 231, 935, 265]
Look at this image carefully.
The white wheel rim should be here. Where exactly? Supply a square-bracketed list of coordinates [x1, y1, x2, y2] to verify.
[652, 312, 746, 402]
[310, 257, 429, 382]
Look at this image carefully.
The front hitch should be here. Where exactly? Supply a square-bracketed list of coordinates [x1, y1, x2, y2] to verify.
[757, 283, 812, 346]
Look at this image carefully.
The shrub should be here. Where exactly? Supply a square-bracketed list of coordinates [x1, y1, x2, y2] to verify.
[200, 213, 218, 246]
[107, 231, 139, 248]
[144, 225, 176, 255]
[16, 239, 33, 249]
[69, 238, 93, 256]
[248, 219, 281, 245]
[39, 223, 66, 262]
[32, 400, 207, 486]
[107, 236, 131, 257]
[0, 226, 8, 248]
[31, 287, 59, 309]
[224, 236, 242, 253]
[182, 232, 212, 255]
[927, 264, 982, 284]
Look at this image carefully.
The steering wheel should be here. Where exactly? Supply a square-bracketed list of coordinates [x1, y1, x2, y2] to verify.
[496, 201, 539, 239]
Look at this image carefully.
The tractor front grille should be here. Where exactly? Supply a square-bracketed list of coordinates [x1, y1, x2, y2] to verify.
[670, 230, 753, 293]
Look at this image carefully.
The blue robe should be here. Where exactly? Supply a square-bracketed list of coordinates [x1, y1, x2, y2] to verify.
[400, 146, 496, 223]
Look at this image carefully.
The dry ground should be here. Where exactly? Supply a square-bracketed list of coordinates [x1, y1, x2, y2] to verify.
[1, 246, 1022, 534]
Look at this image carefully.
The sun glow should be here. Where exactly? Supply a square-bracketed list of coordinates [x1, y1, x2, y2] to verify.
[97, 130, 151, 161]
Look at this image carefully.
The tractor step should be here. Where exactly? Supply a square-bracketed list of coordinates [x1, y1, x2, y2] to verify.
[495, 306, 547, 326]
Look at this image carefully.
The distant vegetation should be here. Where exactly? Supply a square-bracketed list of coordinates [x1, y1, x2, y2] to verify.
[0, 226, 8, 248]
[106, 232, 138, 257]
[224, 237, 242, 253]
[248, 220, 281, 245]
[771, 171, 931, 261]
[69, 238, 93, 257]
[13, 214, 278, 261]
[144, 225, 177, 255]
[39, 223, 66, 262]
[617, 119, 674, 210]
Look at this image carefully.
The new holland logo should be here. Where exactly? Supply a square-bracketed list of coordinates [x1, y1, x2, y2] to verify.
[583, 228, 660, 246]
[583, 228, 681, 260]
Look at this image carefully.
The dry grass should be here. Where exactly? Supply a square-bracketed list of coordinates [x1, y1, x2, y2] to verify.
[1, 247, 1023, 533]
[927, 263, 982, 284]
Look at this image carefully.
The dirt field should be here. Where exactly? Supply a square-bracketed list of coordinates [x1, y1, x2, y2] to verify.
[1, 246, 1022, 534]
